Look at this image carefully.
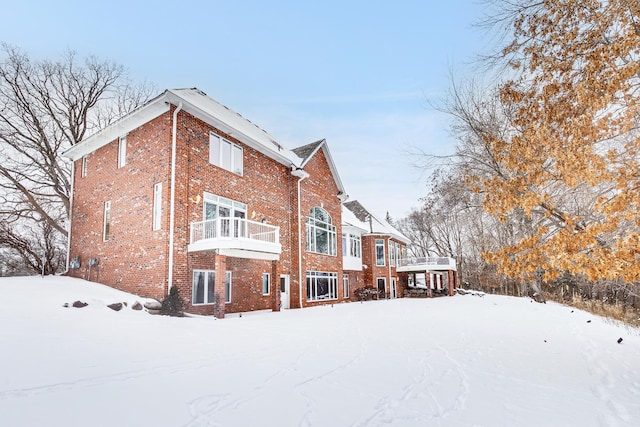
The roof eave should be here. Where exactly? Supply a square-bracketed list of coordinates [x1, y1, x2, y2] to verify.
[63, 91, 171, 161]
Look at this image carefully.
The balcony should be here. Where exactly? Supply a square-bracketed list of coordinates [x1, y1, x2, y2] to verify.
[189, 217, 281, 260]
[396, 257, 457, 272]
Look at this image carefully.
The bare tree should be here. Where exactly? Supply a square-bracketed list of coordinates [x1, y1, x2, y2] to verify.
[0, 44, 155, 274]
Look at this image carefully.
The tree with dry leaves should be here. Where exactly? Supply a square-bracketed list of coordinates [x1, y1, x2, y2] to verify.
[465, 0, 640, 285]
[0, 44, 154, 274]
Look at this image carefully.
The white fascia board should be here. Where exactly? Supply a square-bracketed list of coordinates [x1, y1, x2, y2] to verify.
[299, 140, 346, 196]
[63, 94, 171, 161]
[164, 91, 298, 168]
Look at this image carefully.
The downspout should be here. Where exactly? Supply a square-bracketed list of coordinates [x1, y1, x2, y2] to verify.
[291, 167, 309, 309]
[64, 159, 75, 274]
[167, 102, 183, 294]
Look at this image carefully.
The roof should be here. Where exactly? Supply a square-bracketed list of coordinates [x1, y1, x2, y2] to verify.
[63, 88, 302, 166]
[292, 139, 346, 198]
[292, 140, 324, 164]
[63, 87, 347, 196]
[343, 200, 411, 244]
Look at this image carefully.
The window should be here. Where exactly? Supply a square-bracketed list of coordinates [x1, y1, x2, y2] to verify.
[343, 275, 350, 299]
[262, 273, 270, 295]
[342, 233, 361, 258]
[103, 201, 111, 242]
[203, 193, 247, 237]
[209, 132, 243, 175]
[153, 183, 162, 230]
[350, 234, 361, 258]
[375, 239, 385, 266]
[81, 156, 88, 177]
[306, 271, 338, 301]
[389, 241, 396, 267]
[377, 277, 386, 294]
[118, 136, 126, 168]
[193, 270, 215, 305]
[225, 271, 232, 303]
[306, 207, 336, 256]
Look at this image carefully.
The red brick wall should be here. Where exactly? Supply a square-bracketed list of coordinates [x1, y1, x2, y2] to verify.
[298, 147, 345, 307]
[168, 108, 297, 315]
[67, 113, 172, 300]
[360, 235, 404, 298]
[67, 106, 354, 315]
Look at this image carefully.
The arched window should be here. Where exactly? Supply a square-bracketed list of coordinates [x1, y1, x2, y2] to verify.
[306, 207, 336, 255]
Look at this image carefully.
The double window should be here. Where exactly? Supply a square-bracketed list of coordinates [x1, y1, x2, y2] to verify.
[203, 193, 247, 237]
[342, 233, 361, 258]
[210, 132, 243, 175]
[193, 270, 215, 305]
[306, 207, 336, 256]
[306, 271, 338, 301]
[193, 271, 231, 304]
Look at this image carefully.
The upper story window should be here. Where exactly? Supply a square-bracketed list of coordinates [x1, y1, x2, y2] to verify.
[209, 132, 243, 175]
[152, 183, 162, 230]
[306, 207, 336, 256]
[118, 136, 127, 168]
[203, 193, 247, 220]
[375, 239, 385, 266]
[342, 233, 361, 258]
[81, 156, 88, 177]
[203, 193, 247, 238]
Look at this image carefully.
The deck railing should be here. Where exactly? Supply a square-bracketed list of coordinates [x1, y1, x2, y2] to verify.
[190, 217, 280, 245]
[398, 257, 456, 269]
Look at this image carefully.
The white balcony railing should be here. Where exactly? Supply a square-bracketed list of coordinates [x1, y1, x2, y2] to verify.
[189, 217, 281, 259]
[397, 257, 457, 271]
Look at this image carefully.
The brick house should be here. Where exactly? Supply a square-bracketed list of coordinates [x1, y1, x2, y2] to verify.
[63, 88, 456, 317]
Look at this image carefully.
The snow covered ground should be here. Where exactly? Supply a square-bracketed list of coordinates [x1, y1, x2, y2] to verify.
[1, 276, 638, 427]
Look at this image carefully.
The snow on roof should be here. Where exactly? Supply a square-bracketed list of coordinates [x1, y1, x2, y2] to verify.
[166, 89, 302, 166]
[342, 200, 411, 243]
[63, 88, 303, 166]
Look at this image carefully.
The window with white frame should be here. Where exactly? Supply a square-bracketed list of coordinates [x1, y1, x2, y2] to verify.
[306, 207, 336, 256]
[118, 136, 127, 168]
[306, 271, 337, 301]
[389, 241, 396, 267]
[343, 274, 350, 298]
[350, 234, 361, 258]
[81, 156, 88, 177]
[342, 233, 361, 258]
[209, 132, 243, 175]
[153, 183, 162, 230]
[262, 273, 270, 295]
[377, 277, 386, 294]
[193, 270, 215, 305]
[103, 201, 111, 241]
[225, 271, 232, 303]
[203, 193, 247, 237]
[375, 239, 385, 266]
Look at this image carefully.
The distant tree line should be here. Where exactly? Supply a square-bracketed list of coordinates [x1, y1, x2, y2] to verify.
[0, 44, 154, 276]
[395, 0, 640, 321]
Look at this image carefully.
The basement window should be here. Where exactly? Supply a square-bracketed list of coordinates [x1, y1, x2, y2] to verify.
[193, 270, 215, 305]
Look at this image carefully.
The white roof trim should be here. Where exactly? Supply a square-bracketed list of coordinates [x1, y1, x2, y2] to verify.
[63, 88, 303, 167]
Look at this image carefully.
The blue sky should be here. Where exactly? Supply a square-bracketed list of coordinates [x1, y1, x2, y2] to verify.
[2, 0, 487, 218]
